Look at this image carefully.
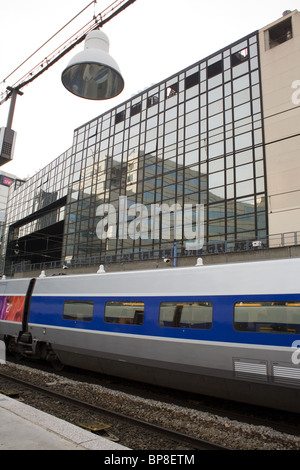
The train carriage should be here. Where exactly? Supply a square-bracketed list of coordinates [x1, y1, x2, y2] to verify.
[0, 257, 300, 413]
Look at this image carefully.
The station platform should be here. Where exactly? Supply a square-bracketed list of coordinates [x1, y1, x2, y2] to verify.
[0, 393, 129, 450]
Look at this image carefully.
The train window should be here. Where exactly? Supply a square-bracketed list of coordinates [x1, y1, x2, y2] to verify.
[159, 302, 213, 329]
[63, 301, 94, 322]
[104, 301, 144, 325]
[234, 301, 300, 334]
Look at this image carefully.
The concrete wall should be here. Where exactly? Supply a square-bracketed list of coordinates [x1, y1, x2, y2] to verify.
[259, 10, 300, 237]
[12, 244, 300, 278]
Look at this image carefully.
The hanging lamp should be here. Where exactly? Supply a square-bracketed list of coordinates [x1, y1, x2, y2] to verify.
[62, 30, 124, 100]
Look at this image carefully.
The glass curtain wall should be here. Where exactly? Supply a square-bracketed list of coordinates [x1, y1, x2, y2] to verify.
[4, 31, 267, 269]
[64, 31, 267, 263]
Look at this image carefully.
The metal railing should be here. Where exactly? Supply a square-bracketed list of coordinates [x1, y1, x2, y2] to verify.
[7, 230, 300, 276]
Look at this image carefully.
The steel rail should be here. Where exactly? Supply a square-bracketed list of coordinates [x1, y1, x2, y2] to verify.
[0, 370, 231, 451]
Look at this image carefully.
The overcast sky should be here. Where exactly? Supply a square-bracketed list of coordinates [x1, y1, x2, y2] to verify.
[0, 0, 298, 179]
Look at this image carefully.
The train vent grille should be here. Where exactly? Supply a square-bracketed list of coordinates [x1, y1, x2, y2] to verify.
[233, 359, 267, 382]
[272, 364, 300, 385]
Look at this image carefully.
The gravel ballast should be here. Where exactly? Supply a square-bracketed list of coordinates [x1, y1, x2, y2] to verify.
[0, 362, 299, 450]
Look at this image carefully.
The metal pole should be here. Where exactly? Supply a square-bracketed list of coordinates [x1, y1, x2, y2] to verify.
[6, 88, 23, 130]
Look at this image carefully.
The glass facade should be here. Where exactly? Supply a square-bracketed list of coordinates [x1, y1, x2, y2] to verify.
[4, 31, 268, 270]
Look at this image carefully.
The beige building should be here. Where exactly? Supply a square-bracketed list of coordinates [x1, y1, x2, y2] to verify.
[259, 10, 300, 238]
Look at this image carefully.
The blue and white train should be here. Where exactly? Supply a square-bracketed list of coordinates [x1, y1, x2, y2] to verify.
[0, 257, 300, 413]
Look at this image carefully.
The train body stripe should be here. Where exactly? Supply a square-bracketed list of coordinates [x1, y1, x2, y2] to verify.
[27, 322, 294, 352]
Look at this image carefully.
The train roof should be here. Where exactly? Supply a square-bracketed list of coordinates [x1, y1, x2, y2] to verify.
[1, 257, 300, 297]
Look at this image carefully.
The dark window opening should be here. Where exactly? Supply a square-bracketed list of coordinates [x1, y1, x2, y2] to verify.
[207, 60, 223, 79]
[267, 17, 292, 49]
[147, 94, 159, 108]
[130, 102, 142, 117]
[166, 82, 179, 99]
[115, 110, 126, 124]
[185, 72, 199, 90]
[6, 218, 65, 270]
[231, 48, 249, 67]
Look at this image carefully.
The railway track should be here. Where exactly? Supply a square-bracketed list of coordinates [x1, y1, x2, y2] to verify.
[1, 360, 300, 450]
[0, 369, 230, 451]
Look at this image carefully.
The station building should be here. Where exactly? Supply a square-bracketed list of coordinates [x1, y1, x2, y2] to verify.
[3, 10, 300, 273]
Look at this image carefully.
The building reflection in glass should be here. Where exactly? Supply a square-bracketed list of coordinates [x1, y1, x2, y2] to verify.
[3, 32, 267, 269]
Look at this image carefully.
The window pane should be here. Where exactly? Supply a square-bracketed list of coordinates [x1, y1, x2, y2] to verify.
[234, 102, 251, 121]
[233, 75, 250, 93]
[208, 141, 224, 159]
[159, 301, 213, 329]
[234, 301, 300, 333]
[236, 163, 253, 182]
[208, 86, 223, 104]
[105, 301, 144, 325]
[63, 301, 94, 321]
[236, 180, 253, 197]
[234, 89, 250, 106]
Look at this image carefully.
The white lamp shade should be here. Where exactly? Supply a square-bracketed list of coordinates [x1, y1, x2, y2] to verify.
[62, 30, 124, 100]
